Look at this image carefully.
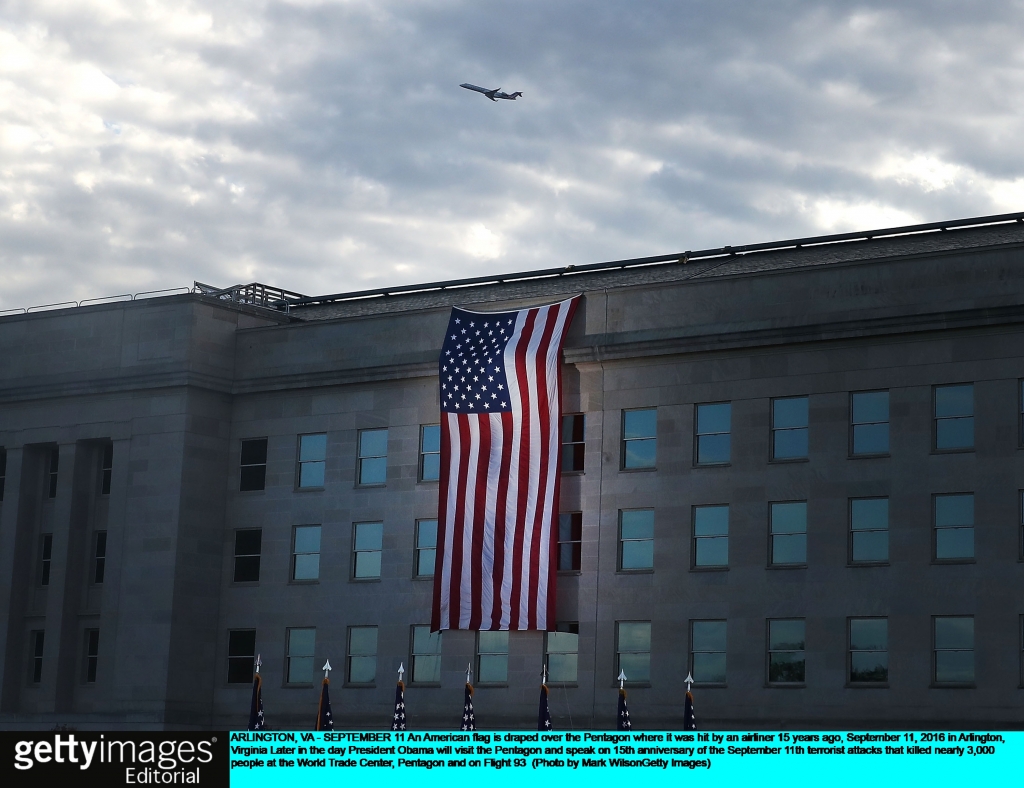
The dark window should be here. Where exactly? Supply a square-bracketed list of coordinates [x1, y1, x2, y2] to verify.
[693, 505, 728, 568]
[233, 529, 262, 583]
[477, 631, 509, 684]
[39, 534, 52, 586]
[850, 498, 888, 564]
[415, 520, 437, 578]
[292, 525, 321, 581]
[695, 402, 730, 465]
[100, 443, 113, 495]
[934, 616, 973, 684]
[619, 509, 654, 570]
[83, 629, 100, 683]
[239, 438, 268, 492]
[935, 384, 974, 450]
[353, 522, 383, 579]
[30, 630, 44, 684]
[558, 512, 582, 571]
[357, 429, 388, 485]
[419, 425, 440, 482]
[851, 391, 889, 455]
[298, 433, 327, 488]
[48, 446, 59, 498]
[935, 494, 974, 560]
[768, 619, 805, 684]
[286, 627, 316, 684]
[411, 626, 442, 684]
[616, 621, 651, 683]
[347, 626, 377, 684]
[561, 414, 585, 472]
[770, 501, 807, 565]
[690, 620, 726, 684]
[772, 397, 808, 460]
[1, 447, 8, 501]
[849, 618, 887, 684]
[546, 623, 579, 683]
[622, 409, 656, 469]
[227, 630, 256, 683]
[92, 531, 107, 584]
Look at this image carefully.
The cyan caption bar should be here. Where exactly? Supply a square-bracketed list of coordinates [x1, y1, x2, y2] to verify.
[228, 730, 1016, 788]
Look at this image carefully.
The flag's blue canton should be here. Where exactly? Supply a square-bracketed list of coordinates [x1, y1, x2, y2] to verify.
[683, 691, 696, 731]
[538, 685, 552, 731]
[439, 308, 518, 414]
[617, 690, 631, 731]
[317, 681, 334, 731]
[247, 675, 264, 731]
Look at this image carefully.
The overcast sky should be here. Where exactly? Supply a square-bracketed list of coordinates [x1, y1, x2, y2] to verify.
[3, 1, 1024, 310]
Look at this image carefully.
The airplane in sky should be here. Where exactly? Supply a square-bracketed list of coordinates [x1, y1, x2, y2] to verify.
[460, 83, 523, 101]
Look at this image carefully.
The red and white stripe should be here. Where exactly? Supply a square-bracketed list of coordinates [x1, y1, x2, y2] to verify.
[432, 296, 579, 631]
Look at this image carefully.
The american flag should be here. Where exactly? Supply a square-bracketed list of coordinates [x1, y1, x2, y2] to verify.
[683, 690, 696, 730]
[538, 683, 552, 731]
[617, 688, 631, 731]
[315, 677, 334, 731]
[460, 682, 476, 731]
[431, 296, 580, 631]
[247, 669, 264, 731]
[391, 680, 407, 731]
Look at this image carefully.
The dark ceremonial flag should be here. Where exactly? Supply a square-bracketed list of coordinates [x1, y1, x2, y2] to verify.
[617, 688, 631, 731]
[460, 682, 477, 731]
[432, 296, 580, 631]
[391, 680, 407, 731]
[315, 677, 334, 731]
[247, 672, 264, 731]
[538, 682, 552, 731]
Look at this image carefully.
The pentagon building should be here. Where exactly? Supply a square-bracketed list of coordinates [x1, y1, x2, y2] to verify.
[2, 213, 1024, 730]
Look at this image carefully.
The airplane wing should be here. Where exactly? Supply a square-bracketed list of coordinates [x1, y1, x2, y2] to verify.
[460, 83, 498, 101]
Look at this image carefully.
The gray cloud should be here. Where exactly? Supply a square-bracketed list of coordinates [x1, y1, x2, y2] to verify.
[2, 1, 1024, 310]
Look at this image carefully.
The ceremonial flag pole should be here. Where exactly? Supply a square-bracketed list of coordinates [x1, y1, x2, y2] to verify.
[247, 654, 265, 731]
[315, 659, 334, 731]
[538, 663, 552, 731]
[616, 670, 631, 731]
[683, 671, 697, 731]
[391, 663, 407, 731]
[460, 663, 476, 731]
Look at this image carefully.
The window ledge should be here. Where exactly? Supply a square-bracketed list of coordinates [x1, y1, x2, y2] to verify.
[355, 483, 387, 489]
[848, 453, 890, 460]
[766, 683, 806, 689]
[560, 470, 585, 477]
[237, 489, 267, 495]
[693, 462, 731, 469]
[412, 575, 434, 581]
[845, 682, 889, 689]
[288, 579, 320, 586]
[475, 683, 509, 689]
[766, 563, 807, 570]
[614, 682, 652, 689]
[931, 559, 976, 565]
[344, 683, 376, 689]
[931, 448, 975, 455]
[231, 581, 260, 587]
[616, 568, 654, 575]
[848, 561, 890, 568]
[930, 683, 976, 689]
[690, 565, 729, 572]
[409, 682, 442, 688]
[350, 577, 382, 583]
[620, 466, 657, 473]
[417, 479, 440, 485]
[769, 457, 809, 464]
[557, 570, 582, 576]
[295, 486, 325, 493]
[693, 683, 726, 689]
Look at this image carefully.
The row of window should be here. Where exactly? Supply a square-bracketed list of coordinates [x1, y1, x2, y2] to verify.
[0, 444, 113, 502]
[36, 531, 106, 586]
[232, 383, 1000, 495]
[27, 629, 99, 685]
[223, 615, 1010, 690]
[226, 489, 1021, 586]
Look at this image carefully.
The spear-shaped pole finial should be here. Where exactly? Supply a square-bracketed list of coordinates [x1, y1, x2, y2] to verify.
[254, 653, 262, 675]
[466, 662, 473, 684]
[684, 672, 694, 693]
[322, 659, 332, 679]
[618, 670, 627, 690]
[398, 662, 405, 682]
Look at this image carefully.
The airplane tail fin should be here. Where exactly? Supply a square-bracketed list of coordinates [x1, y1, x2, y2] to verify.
[510, 92, 523, 99]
